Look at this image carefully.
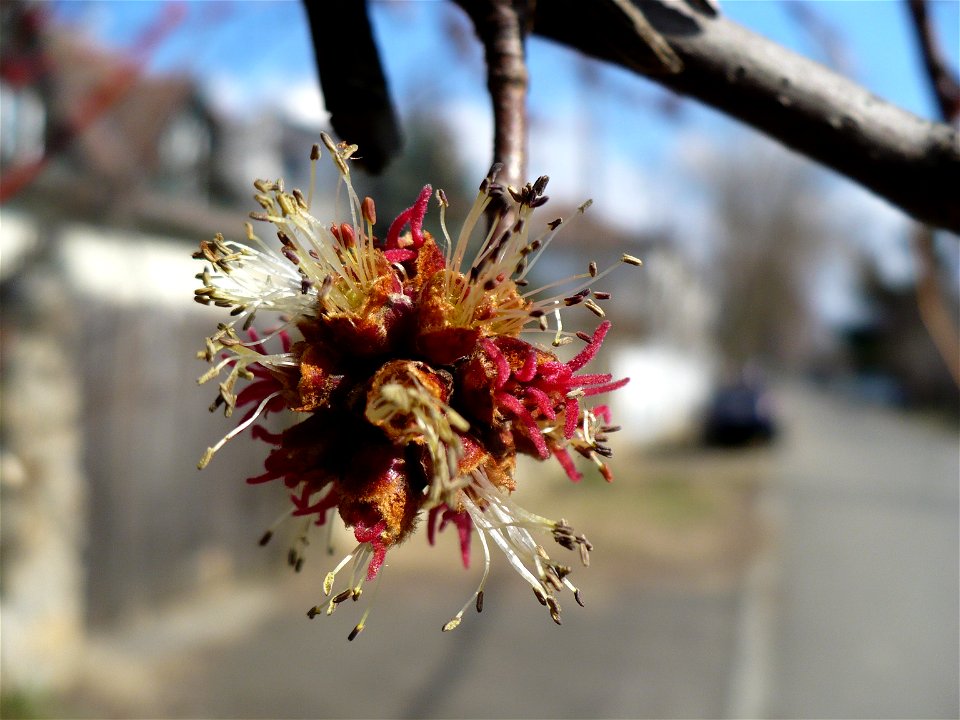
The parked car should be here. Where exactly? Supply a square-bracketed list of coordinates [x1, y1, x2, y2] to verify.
[702, 375, 778, 447]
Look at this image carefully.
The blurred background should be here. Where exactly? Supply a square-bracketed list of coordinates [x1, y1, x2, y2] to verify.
[0, 1, 957, 718]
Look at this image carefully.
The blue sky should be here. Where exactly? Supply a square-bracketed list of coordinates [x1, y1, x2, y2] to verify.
[49, 0, 959, 318]
[55, 0, 959, 127]
[52, 0, 958, 206]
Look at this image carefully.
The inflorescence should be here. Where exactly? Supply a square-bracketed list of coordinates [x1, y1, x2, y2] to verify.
[194, 133, 639, 639]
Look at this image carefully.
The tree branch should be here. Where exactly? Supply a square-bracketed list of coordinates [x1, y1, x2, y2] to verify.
[304, 1, 402, 174]
[452, 0, 531, 193]
[906, 0, 960, 123]
[532, 0, 960, 233]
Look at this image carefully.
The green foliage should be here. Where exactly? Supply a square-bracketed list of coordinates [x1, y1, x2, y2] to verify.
[0, 690, 54, 720]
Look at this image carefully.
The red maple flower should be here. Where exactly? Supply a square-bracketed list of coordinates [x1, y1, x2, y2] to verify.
[194, 133, 640, 638]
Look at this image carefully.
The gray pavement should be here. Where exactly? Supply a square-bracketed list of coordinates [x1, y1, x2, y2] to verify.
[766, 387, 959, 719]
[68, 561, 746, 718]
[174, 579, 740, 719]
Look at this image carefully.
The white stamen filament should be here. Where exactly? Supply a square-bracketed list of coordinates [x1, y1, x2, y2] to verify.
[443, 527, 491, 632]
[460, 470, 573, 604]
[199, 391, 280, 467]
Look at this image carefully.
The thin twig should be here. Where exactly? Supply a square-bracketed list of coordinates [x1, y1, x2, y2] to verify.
[454, 0, 531, 193]
[906, 0, 960, 124]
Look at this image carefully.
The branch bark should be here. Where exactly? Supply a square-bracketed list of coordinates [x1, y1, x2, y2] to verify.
[452, 0, 530, 192]
[305, 1, 402, 174]
[531, 0, 960, 233]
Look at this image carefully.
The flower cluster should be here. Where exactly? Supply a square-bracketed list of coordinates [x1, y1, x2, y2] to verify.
[194, 134, 639, 639]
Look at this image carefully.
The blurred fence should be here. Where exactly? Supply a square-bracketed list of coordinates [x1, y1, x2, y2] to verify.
[1, 219, 286, 689]
[79, 292, 281, 625]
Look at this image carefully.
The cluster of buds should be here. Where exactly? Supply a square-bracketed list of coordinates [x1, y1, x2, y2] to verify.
[194, 133, 639, 639]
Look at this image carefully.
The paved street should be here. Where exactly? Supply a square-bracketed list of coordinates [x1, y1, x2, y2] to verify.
[61, 384, 958, 718]
[68, 532, 752, 718]
[766, 387, 959, 718]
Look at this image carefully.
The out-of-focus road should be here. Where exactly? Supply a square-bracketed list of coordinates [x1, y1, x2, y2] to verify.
[766, 386, 959, 719]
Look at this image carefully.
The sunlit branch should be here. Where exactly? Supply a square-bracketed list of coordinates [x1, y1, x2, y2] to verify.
[452, 0, 531, 198]
[531, 0, 960, 233]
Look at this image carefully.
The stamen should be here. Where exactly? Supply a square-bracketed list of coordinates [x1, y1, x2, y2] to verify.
[361, 196, 377, 226]
[324, 550, 357, 595]
[198, 392, 280, 469]
[584, 298, 605, 318]
[442, 526, 492, 632]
